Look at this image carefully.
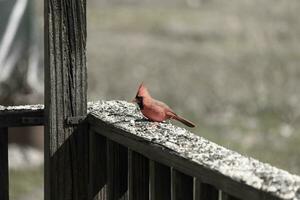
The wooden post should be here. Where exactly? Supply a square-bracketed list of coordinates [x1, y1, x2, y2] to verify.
[107, 140, 128, 200]
[44, 0, 87, 199]
[193, 178, 219, 200]
[149, 161, 171, 200]
[89, 130, 108, 200]
[0, 128, 8, 200]
[171, 168, 193, 200]
[128, 150, 149, 200]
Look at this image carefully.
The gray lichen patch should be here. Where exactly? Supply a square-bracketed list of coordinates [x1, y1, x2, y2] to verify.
[0, 104, 44, 112]
[89, 100, 300, 200]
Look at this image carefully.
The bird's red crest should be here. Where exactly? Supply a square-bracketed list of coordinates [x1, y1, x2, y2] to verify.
[137, 82, 150, 97]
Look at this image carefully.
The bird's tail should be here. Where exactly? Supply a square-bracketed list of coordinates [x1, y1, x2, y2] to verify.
[173, 115, 196, 128]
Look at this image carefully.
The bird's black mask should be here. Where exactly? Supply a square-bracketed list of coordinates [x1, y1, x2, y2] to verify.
[135, 96, 144, 110]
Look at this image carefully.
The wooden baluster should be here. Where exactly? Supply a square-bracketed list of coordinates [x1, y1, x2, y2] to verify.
[128, 150, 149, 200]
[171, 168, 193, 200]
[0, 128, 8, 200]
[149, 161, 171, 200]
[107, 140, 128, 200]
[193, 178, 218, 200]
[89, 130, 107, 200]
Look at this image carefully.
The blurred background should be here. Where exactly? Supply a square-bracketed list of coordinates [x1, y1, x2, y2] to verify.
[1, 0, 300, 199]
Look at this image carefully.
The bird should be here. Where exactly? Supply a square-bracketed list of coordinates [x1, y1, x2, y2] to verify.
[132, 83, 196, 128]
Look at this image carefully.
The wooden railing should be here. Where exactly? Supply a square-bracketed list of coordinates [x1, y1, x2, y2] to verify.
[88, 100, 300, 200]
[0, 105, 44, 200]
[1, 0, 300, 200]
[1, 101, 300, 200]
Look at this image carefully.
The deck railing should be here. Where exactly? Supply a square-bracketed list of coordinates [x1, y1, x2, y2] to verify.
[1, 101, 300, 200]
[0, 104, 44, 200]
[88, 101, 300, 200]
[0, 0, 300, 199]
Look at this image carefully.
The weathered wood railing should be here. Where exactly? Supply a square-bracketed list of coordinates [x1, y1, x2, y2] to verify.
[88, 101, 300, 200]
[1, 101, 300, 200]
[1, 0, 300, 199]
[0, 104, 44, 200]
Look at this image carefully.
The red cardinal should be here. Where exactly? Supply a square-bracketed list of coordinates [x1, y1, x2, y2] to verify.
[132, 83, 196, 128]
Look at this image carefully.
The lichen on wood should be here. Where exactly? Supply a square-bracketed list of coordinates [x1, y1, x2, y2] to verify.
[0, 104, 44, 127]
[89, 100, 300, 200]
[0, 104, 44, 113]
[0, 101, 299, 199]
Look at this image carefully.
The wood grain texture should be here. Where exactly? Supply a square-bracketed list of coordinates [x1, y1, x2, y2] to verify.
[193, 178, 218, 200]
[171, 168, 193, 200]
[44, 0, 87, 199]
[89, 130, 107, 200]
[0, 128, 8, 200]
[128, 150, 149, 200]
[0, 104, 44, 127]
[0, 102, 107, 127]
[149, 161, 171, 200]
[107, 140, 128, 200]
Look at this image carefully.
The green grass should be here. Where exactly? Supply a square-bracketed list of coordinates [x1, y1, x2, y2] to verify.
[9, 167, 43, 200]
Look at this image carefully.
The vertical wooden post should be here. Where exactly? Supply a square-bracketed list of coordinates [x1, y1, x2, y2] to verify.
[0, 128, 8, 200]
[193, 178, 219, 200]
[128, 150, 149, 200]
[89, 130, 108, 200]
[44, 0, 87, 199]
[149, 161, 171, 200]
[171, 168, 193, 200]
[107, 140, 128, 200]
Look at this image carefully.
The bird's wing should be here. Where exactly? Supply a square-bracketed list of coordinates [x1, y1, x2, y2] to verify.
[152, 99, 181, 119]
[152, 99, 172, 111]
